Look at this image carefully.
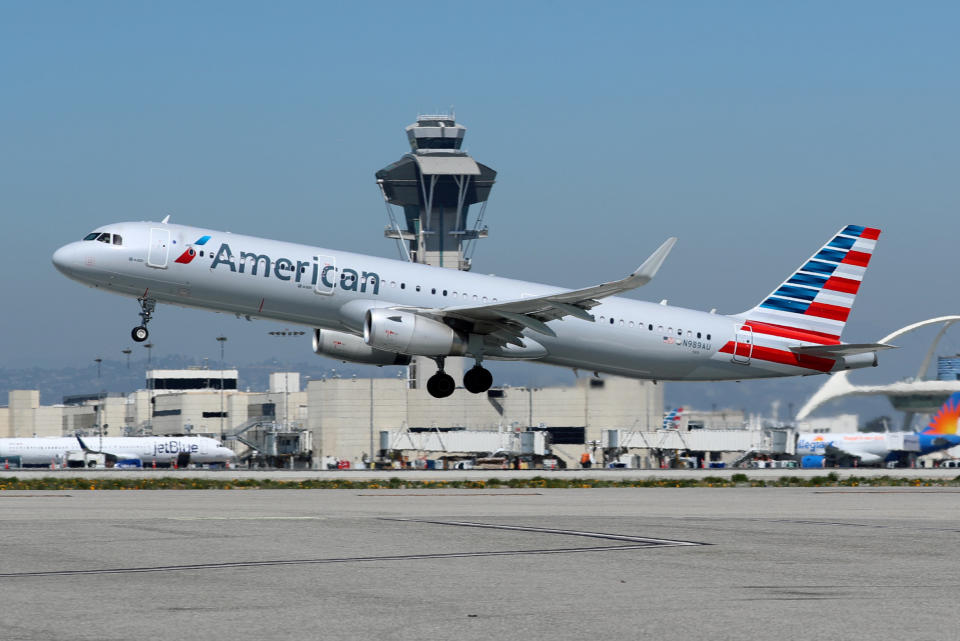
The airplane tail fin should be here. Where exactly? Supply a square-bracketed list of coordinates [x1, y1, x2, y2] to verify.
[740, 225, 881, 343]
[921, 392, 960, 435]
[662, 407, 683, 430]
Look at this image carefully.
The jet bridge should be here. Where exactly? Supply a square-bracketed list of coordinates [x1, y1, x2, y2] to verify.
[381, 428, 548, 458]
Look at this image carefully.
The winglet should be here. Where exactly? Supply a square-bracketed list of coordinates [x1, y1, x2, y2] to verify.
[630, 237, 677, 286]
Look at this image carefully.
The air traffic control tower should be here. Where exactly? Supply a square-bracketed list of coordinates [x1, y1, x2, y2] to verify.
[376, 114, 497, 270]
[376, 114, 497, 388]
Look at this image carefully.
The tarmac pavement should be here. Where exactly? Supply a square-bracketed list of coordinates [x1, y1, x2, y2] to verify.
[0, 487, 957, 641]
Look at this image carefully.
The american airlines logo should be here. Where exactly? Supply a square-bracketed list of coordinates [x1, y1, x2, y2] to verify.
[207, 243, 382, 294]
[174, 235, 211, 264]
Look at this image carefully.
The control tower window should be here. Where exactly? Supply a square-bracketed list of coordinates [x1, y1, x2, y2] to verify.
[414, 138, 458, 150]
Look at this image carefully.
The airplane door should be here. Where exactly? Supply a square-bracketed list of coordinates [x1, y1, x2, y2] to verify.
[732, 324, 753, 364]
[147, 228, 170, 269]
[313, 255, 336, 295]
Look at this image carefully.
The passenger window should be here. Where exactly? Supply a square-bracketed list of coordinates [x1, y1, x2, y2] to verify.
[678, 329, 682, 336]
[707, 334, 711, 340]
[452, 291, 458, 297]
[83, 232, 99, 241]
[697, 332, 701, 339]
[112, 234, 123, 245]
[401, 283, 406, 289]
[658, 325, 663, 332]
[599, 316, 605, 322]
[416, 285, 421, 292]
[619, 319, 625, 326]
[482, 297, 487, 303]
[442, 290, 448, 296]
[648, 324, 653, 331]
[629, 321, 634, 328]
[431, 288, 436, 295]
[610, 318, 615, 325]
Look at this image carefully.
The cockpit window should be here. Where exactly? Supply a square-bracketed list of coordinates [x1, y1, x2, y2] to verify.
[112, 234, 122, 246]
[96, 233, 111, 243]
[83, 232, 99, 241]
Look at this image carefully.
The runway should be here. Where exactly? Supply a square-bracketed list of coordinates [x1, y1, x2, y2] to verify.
[0, 487, 956, 641]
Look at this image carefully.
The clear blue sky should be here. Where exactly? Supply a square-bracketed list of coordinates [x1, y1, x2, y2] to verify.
[1, 1, 958, 390]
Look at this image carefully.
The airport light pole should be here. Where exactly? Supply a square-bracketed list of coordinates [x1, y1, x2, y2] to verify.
[144, 343, 154, 434]
[217, 336, 227, 439]
[267, 330, 305, 428]
[94, 358, 102, 381]
[122, 348, 132, 369]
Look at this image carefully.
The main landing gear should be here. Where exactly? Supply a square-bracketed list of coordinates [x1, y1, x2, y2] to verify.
[463, 364, 493, 394]
[425, 357, 494, 398]
[131, 296, 156, 343]
[426, 357, 456, 399]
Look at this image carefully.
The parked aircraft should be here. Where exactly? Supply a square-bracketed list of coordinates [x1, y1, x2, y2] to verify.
[796, 392, 960, 465]
[0, 436, 236, 467]
[53, 221, 891, 398]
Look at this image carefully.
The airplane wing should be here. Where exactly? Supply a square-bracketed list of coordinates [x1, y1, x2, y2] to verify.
[399, 237, 677, 347]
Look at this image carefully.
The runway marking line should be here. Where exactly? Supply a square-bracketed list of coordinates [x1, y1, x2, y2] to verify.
[0, 520, 705, 578]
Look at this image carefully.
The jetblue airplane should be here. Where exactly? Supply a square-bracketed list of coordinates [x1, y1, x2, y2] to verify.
[796, 392, 960, 465]
[52, 220, 891, 398]
[0, 435, 236, 467]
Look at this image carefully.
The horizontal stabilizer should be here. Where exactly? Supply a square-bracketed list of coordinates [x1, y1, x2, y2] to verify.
[789, 343, 896, 357]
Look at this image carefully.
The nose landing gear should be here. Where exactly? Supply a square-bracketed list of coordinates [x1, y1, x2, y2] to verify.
[131, 296, 156, 343]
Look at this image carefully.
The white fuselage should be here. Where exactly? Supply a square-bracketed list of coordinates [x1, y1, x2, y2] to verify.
[52, 221, 849, 382]
[0, 436, 236, 466]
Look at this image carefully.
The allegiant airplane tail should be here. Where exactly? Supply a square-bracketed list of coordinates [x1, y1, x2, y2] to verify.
[739, 225, 881, 345]
[921, 392, 960, 435]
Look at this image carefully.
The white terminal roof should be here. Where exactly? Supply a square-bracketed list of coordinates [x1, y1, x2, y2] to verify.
[147, 369, 239, 379]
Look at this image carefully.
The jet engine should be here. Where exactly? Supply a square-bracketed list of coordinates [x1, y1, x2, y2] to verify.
[313, 329, 411, 366]
[364, 308, 467, 357]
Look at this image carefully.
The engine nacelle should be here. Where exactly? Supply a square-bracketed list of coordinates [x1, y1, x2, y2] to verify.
[364, 308, 467, 357]
[313, 329, 411, 366]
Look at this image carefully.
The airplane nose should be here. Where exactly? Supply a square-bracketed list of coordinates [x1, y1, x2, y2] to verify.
[52, 243, 75, 273]
[52, 242, 83, 275]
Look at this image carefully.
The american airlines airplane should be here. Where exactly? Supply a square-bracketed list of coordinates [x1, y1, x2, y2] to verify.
[52, 220, 891, 398]
[0, 435, 236, 467]
[796, 392, 960, 465]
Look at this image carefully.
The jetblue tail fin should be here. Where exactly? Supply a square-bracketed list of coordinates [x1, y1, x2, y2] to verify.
[921, 392, 960, 435]
[740, 225, 881, 343]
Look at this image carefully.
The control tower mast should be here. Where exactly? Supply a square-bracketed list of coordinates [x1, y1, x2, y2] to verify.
[376, 114, 497, 389]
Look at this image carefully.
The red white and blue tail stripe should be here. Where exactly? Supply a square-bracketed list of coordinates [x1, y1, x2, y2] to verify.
[740, 224, 880, 344]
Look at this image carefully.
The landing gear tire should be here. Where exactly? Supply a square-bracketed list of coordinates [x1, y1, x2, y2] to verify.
[426, 372, 456, 399]
[463, 366, 493, 394]
[131, 326, 149, 342]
